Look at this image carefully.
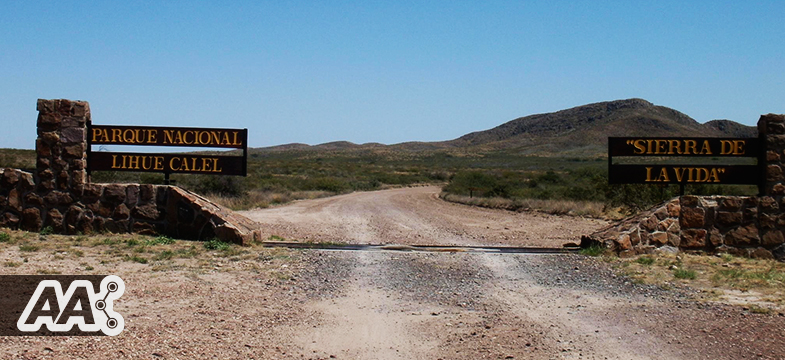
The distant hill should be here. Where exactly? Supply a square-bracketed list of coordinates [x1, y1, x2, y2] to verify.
[252, 99, 757, 157]
[444, 98, 757, 156]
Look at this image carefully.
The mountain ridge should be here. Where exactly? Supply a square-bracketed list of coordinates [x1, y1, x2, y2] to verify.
[253, 99, 757, 156]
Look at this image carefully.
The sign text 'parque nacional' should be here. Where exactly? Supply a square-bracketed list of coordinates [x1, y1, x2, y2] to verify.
[608, 137, 763, 186]
[87, 125, 248, 177]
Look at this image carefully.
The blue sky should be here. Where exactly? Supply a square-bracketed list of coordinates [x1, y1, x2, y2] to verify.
[1, 1, 783, 150]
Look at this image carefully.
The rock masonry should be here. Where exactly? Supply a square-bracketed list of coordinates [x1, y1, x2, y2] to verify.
[0, 99, 260, 245]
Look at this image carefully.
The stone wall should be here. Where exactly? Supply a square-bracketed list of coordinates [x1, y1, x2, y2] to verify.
[0, 99, 260, 245]
[587, 113, 785, 261]
[587, 195, 785, 261]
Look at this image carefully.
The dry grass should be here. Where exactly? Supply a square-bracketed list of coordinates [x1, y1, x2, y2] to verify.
[615, 252, 785, 312]
[439, 192, 614, 219]
[208, 190, 334, 211]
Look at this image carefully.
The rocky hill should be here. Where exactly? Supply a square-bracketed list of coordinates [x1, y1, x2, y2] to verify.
[444, 98, 757, 156]
[253, 99, 757, 157]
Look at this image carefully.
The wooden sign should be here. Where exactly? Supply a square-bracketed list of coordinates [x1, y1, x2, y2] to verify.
[608, 137, 762, 187]
[87, 124, 248, 178]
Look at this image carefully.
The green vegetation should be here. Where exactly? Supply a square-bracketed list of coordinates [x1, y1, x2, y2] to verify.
[204, 238, 230, 251]
[39, 226, 54, 236]
[635, 256, 656, 265]
[19, 243, 40, 252]
[578, 244, 606, 257]
[0, 232, 10, 243]
[673, 268, 697, 280]
[146, 236, 176, 246]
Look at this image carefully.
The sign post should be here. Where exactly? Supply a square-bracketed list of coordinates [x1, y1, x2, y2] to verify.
[86, 124, 248, 183]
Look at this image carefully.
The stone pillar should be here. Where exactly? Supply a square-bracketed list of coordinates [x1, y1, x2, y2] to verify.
[34, 99, 89, 232]
[757, 114, 785, 259]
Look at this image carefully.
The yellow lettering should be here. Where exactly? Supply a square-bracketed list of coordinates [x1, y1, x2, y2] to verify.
[699, 140, 712, 155]
[154, 156, 164, 170]
[668, 140, 681, 155]
[674, 167, 686, 182]
[658, 167, 670, 182]
[111, 129, 122, 143]
[164, 130, 175, 144]
[232, 131, 240, 146]
[733, 140, 745, 155]
[633, 140, 646, 154]
[198, 131, 210, 145]
[720, 140, 733, 155]
[111, 154, 121, 169]
[685, 140, 697, 155]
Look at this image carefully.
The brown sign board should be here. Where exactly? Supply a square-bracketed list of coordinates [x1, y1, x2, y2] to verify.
[608, 137, 762, 187]
[87, 124, 248, 178]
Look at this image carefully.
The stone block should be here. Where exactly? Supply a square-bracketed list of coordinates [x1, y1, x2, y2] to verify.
[774, 184, 785, 195]
[650, 232, 668, 246]
[131, 203, 160, 221]
[762, 230, 785, 247]
[616, 234, 632, 251]
[654, 207, 669, 220]
[63, 144, 84, 159]
[112, 203, 131, 220]
[56, 99, 73, 115]
[716, 211, 743, 228]
[44, 191, 73, 207]
[667, 201, 681, 217]
[721, 197, 742, 211]
[36, 139, 51, 157]
[132, 221, 158, 236]
[657, 218, 676, 232]
[743, 207, 758, 224]
[724, 224, 759, 246]
[750, 248, 774, 260]
[760, 196, 779, 213]
[668, 233, 680, 247]
[767, 134, 785, 150]
[24, 193, 44, 207]
[0, 212, 20, 228]
[1, 169, 19, 188]
[21, 207, 42, 232]
[681, 229, 707, 248]
[72, 159, 85, 170]
[140, 184, 155, 203]
[61, 127, 85, 144]
[680, 206, 705, 228]
[7, 189, 22, 212]
[629, 229, 640, 246]
[36, 99, 55, 113]
[72, 102, 89, 117]
[680, 195, 700, 207]
[126, 185, 140, 206]
[709, 228, 723, 247]
[103, 184, 126, 203]
[45, 208, 64, 232]
[767, 165, 784, 182]
[641, 215, 659, 232]
[767, 150, 781, 162]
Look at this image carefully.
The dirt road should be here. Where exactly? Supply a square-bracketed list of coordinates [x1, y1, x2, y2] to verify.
[238, 187, 785, 359]
[243, 186, 606, 247]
